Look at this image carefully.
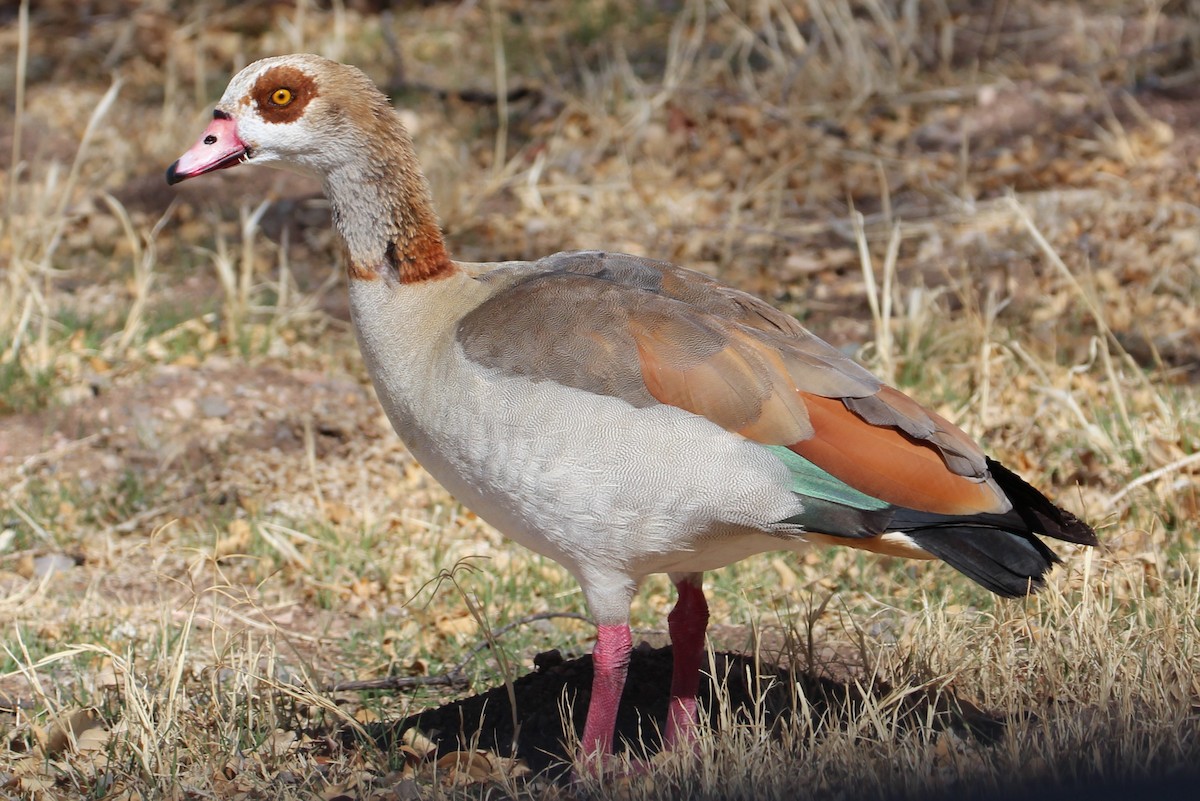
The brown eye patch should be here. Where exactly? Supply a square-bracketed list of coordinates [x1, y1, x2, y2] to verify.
[250, 65, 318, 124]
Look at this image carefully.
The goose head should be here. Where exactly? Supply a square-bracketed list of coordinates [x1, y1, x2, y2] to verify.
[167, 54, 387, 185]
[168, 54, 449, 280]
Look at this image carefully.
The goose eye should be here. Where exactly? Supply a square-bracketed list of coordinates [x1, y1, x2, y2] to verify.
[270, 88, 293, 106]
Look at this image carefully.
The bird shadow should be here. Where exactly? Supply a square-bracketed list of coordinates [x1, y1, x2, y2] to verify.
[358, 642, 1006, 778]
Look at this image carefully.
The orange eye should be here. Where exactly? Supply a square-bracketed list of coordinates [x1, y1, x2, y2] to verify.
[271, 88, 293, 106]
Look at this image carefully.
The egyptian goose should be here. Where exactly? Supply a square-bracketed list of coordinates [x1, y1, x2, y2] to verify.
[168, 55, 1097, 764]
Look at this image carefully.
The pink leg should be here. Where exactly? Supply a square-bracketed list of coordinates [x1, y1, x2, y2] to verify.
[664, 574, 709, 750]
[580, 623, 633, 758]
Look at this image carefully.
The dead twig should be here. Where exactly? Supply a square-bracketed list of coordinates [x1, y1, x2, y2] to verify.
[330, 673, 471, 693]
[327, 611, 590, 694]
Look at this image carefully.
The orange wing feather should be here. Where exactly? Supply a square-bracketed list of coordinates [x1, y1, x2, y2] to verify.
[791, 394, 1007, 516]
[631, 317, 815, 445]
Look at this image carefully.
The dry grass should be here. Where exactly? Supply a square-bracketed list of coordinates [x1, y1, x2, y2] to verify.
[2, 0, 1199, 798]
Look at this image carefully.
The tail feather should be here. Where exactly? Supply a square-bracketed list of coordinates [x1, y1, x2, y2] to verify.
[888, 458, 1097, 597]
[902, 527, 1057, 597]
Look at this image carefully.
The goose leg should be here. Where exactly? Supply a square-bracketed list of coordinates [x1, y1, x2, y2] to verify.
[580, 622, 633, 758]
[665, 572, 709, 750]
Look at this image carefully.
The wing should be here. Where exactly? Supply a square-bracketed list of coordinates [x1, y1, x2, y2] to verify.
[456, 250, 1007, 517]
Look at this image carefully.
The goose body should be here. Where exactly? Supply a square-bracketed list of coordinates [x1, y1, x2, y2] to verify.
[350, 254, 812, 580]
[169, 54, 1097, 762]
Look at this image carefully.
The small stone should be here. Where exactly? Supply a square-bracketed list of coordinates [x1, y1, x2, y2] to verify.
[199, 396, 232, 418]
[55, 384, 93, 406]
[33, 553, 77, 577]
[171, 397, 197, 419]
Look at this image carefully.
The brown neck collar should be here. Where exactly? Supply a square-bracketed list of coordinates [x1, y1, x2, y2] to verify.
[324, 112, 459, 285]
[341, 201, 457, 284]
[385, 236, 455, 283]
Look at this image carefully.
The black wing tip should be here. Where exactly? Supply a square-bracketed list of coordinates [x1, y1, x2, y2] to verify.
[985, 457, 1099, 547]
[1048, 505, 1100, 547]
